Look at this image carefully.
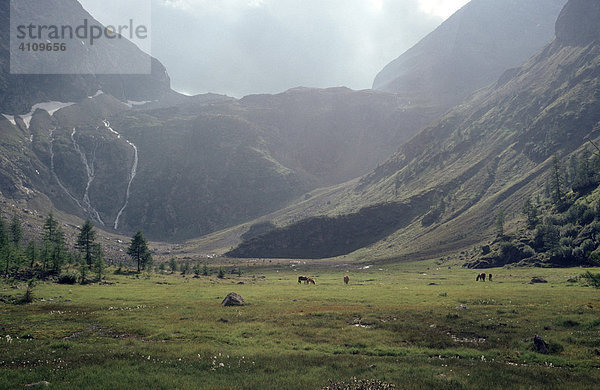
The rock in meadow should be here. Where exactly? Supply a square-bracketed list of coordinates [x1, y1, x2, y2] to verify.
[221, 292, 245, 306]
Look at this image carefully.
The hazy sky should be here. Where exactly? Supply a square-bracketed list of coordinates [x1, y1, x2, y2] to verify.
[80, 0, 470, 97]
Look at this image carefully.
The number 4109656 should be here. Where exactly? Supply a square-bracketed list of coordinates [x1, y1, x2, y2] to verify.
[18, 42, 67, 52]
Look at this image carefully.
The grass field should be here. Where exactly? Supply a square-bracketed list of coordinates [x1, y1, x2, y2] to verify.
[2, 260, 600, 389]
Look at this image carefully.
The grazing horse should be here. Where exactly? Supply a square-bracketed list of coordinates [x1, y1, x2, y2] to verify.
[306, 277, 316, 285]
[488, 273, 493, 282]
[344, 275, 349, 285]
[298, 276, 308, 284]
[476, 272, 486, 282]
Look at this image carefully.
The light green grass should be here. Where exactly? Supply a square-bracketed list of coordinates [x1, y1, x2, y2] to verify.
[1, 263, 600, 389]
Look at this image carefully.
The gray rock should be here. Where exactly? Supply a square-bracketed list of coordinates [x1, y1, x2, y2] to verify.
[221, 292, 244, 306]
[533, 335, 548, 354]
[529, 277, 548, 284]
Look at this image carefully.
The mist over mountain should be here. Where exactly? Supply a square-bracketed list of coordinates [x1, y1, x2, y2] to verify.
[229, 0, 600, 261]
[373, 0, 567, 110]
[4, 0, 600, 261]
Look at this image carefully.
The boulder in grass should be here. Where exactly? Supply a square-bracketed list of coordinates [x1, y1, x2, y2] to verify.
[529, 277, 548, 284]
[221, 292, 244, 306]
[533, 335, 548, 354]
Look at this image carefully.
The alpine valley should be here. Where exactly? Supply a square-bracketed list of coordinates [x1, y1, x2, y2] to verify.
[3, 0, 600, 269]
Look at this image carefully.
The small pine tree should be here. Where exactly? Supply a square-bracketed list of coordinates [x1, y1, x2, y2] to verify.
[202, 262, 209, 276]
[0, 215, 9, 275]
[158, 262, 166, 272]
[10, 215, 22, 249]
[79, 258, 88, 284]
[21, 279, 35, 304]
[217, 267, 225, 279]
[193, 262, 201, 277]
[127, 231, 151, 273]
[93, 243, 104, 282]
[26, 240, 37, 268]
[76, 220, 97, 267]
[522, 199, 539, 229]
[550, 156, 565, 208]
[169, 257, 178, 273]
[180, 262, 190, 275]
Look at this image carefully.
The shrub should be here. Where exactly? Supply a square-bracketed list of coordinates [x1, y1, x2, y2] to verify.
[561, 223, 579, 238]
[522, 245, 535, 258]
[496, 242, 529, 264]
[581, 271, 600, 288]
[591, 248, 600, 266]
[559, 237, 574, 248]
[580, 239, 597, 255]
[534, 224, 560, 251]
[20, 280, 35, 304]
[57, 273, 78, 285]
[582, 208, 596, 225]
[567, 204, 587, 224]
[572, 247, 584, 259]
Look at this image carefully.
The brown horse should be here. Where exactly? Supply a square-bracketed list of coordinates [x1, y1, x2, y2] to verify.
[488, 273, 493, 282]
[344, 275, 349, 285]
[476, 273, 486, 282]
[298, 276, 308, 284]
[306, 277, 316, 285]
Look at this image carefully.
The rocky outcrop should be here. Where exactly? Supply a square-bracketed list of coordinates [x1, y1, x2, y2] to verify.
[221, 293, 245, 307]
[555, 0, 600, 46]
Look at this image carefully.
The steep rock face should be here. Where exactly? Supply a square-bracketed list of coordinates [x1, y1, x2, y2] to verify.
[373, 0, 566, 110]
[106, 87, 427, 240]
[555, 0, 600, 46]
[0, 0, 171, 114]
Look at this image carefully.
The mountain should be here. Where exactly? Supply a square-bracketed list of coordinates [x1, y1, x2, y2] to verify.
[228, 0, 600, 262]
[0, 82, 430, 241]
[0, 0, 172, 114]
[60, 87, 430, 240]
[0, 1, 443, 241]
[373, 0, 567, 111]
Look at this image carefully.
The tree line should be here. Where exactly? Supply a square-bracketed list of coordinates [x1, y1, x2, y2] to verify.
[0, 211, 152, 283]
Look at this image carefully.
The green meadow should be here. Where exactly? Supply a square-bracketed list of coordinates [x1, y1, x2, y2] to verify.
[2, 261, 600, 389]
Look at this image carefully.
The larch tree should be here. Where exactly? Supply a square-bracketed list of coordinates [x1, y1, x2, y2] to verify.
[127, 230, 151, 272]
[76, 220, 97, 267]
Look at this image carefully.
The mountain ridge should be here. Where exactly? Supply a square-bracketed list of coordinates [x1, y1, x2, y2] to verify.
[373, 0, 567, 111]
[227, 0, 600, 261]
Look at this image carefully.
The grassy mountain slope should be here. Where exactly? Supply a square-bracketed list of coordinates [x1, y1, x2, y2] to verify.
[228, 0, 600, 261]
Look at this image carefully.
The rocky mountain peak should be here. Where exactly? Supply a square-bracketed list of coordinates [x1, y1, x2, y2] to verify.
[555, 0, 600, 46]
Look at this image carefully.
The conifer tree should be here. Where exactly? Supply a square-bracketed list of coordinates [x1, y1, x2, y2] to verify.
[550, 156, 564, 208]
[127, 230, 151, 273]
[0, 215, 9, 275]
[522, 198, 539, 229]
[93, 243, 105, 281]
[10, 215, 22, 249]
[76, 220, 97, 267]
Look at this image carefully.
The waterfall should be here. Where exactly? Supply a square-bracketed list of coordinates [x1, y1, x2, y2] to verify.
[103, 120, 138, 230]
[48, 128, 86, 211]
[71, 128, 105, 226]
